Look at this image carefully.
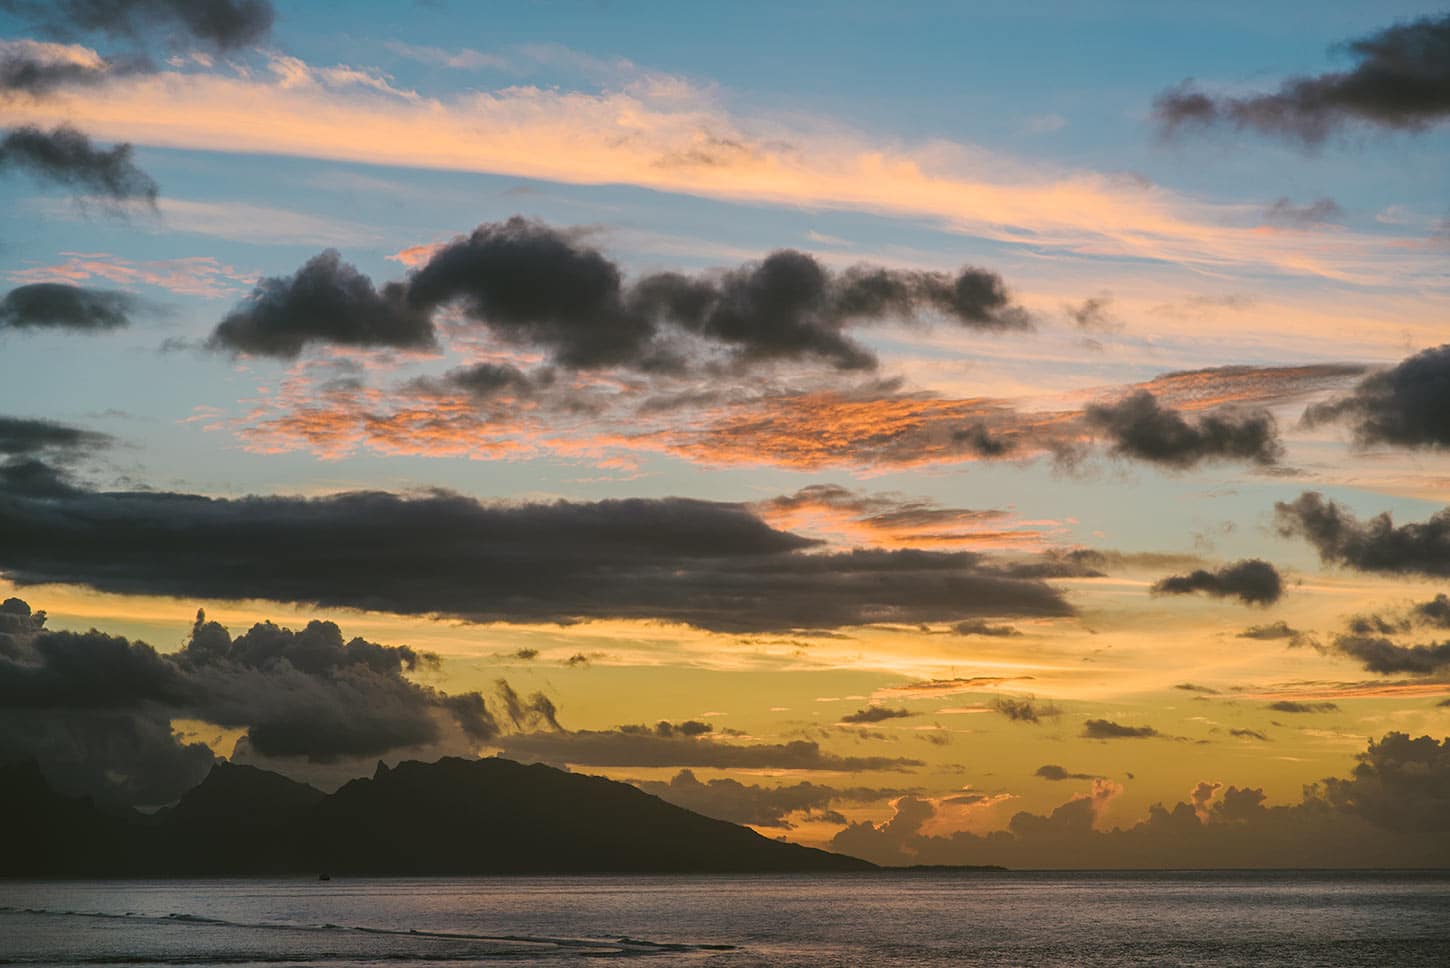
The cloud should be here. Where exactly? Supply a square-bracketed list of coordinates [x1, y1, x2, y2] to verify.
[1332, 635, 1450, 676]
[0, 475, 1077, 633]
[1266, 701, 1339, 714]
[0, 282, 138, 332]
[951, 620, 1022, 637]
[222, 217, 1030, 368]
[405, 218, 671, 370]
[1319, 732, 1450, 833]
[0, 38, 136, 95]
[991, 696, 1061, 724]
[1174, 683, 1219, 694]
[0, 415, 110, 498]
[2, 51, 1434, 284]
[1035, 764, 1098, 781]
[1082, 719, 1158, 739]
[0, 415, 111, 457]
[1237, 621, 1315, 648]
[1264, 197, 1343, 228]
[233, 362, 1362, 474]
[0, 598, 504, 805]
[4, 0, 274, 52]
[630, 769, 905, 828]
[498, 728, 923, 772]
[10, 252, 253, 299]
[492, 679, 561, 732]
[1304, 345, 1450, 451]
[0, 124, 157, 204]
[1154, 14, 1450, 144]
[206, 249, 435, 358]
[1229, 728, 1269, 741]
[1275, 492, 1450, 578]
[754, 485, 1051, 551]
[1063, 293, 1117, 332]
[840, 706, 913, 724]
[834, 733, 1450, 867]
[1413, 594, 1450, 628]
[1151, 559, 1284, 606]
[1084, 390, 1281, 469]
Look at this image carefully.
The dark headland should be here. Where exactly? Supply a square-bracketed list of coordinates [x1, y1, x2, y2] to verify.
[1, 756, 891, 876]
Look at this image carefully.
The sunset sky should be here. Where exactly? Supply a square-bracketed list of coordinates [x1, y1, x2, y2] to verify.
[2, 0, 1448, 866]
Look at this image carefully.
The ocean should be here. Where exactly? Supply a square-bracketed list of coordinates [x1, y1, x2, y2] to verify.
[2, 871, 1447, 966]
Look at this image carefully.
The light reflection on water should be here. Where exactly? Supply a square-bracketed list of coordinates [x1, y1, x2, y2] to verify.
[2, 871, 1448, 967]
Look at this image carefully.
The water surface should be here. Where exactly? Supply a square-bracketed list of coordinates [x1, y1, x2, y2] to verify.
[3, 871, 1447, 966]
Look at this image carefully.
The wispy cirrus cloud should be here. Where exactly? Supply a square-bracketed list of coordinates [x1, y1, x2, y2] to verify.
[5, 52, 1445, 285]
[10, 251, 254, 298]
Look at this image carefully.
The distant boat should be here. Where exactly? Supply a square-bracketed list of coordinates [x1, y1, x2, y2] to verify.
[318, 873, 331, 881]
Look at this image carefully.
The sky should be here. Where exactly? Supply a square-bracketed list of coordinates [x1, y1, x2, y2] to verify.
[1, 0, 1449, 868]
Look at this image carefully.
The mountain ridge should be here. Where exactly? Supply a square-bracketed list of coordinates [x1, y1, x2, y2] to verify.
[0, 755, 875, 876]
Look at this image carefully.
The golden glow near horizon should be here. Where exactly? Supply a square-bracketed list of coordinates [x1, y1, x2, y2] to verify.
[2, 2, 1448, 868]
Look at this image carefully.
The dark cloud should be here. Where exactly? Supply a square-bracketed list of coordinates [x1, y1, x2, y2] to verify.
[840, 706, 913, 724]
[1304, 345, 1450, 451]
[630, 253, 1030, 371]
[622, 720, 715, 738]
[207, 250, 436, 358]
[951, 421, 1017, 457]
[1084, 390, 1281, 469]
[492, 679, 561, 732]
[0, 416, 109, 499]
[1229, 728, 1269, 741]
[1174, 683, 1219, 694]
[1082, 719, 1158, 739]
[1237, 620, 1316, 649]
[991, 696, 1061, 724]
[0, 124, 157, 204]
[1035, 764, 1098, 781]
[413, 361, 545, 400]
[0, 283, 138, 332]
[1275, 491, 1450, 578]
[499, 728, 923, 772]
[1412, 594, 1450, 628]
[0, 477, 1077, 633]
[1332, 635, 1450, 675]
[3, 0, 274, 51]
[834, 733, 1450, 868]
[1238, 621, 1303, 640]
[1319, 732, 1450, 833]
[1263, 197, 1343, 228]
[0, 599, 505, 805]
[231, 217, 1029, 367]
[1153, 14, 1450, 144]
[0, 40, 141, 95]
[1151, 558, 1284, 606]
[1064, 293, 1117, 332]
[1266, 701, 1339, 714]
[408, 218, 667, 370]
[0, 415, 110, 458]
[951, 619, 1021, 637]
[630, 769, 905, 828]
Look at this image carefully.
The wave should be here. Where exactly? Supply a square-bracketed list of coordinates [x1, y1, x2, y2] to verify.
[0, 906, 736, 961]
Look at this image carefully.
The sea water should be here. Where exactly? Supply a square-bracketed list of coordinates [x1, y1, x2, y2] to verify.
[2, 871, 1447, 966]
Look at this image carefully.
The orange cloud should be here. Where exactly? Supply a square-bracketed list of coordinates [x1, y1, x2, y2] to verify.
[9, 252, 256, 299]
[6, 55, 1445, 285]
[752, 484, 1062, 551]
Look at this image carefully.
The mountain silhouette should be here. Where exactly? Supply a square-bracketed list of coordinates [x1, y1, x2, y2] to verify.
[0, 756, 874, 875]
